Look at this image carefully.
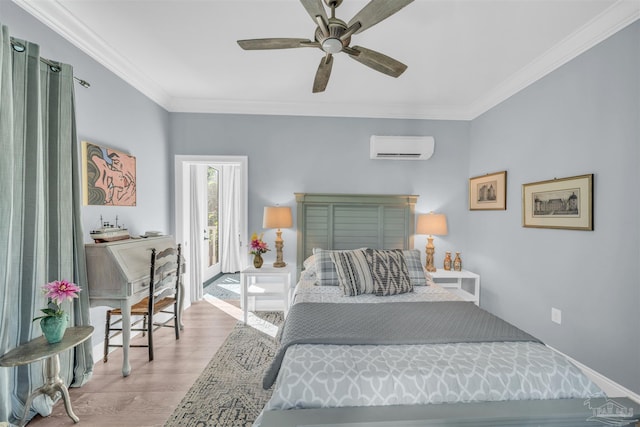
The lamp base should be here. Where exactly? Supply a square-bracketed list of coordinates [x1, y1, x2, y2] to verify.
[425, 237, 436, 272]
[274, 230, 286, 268]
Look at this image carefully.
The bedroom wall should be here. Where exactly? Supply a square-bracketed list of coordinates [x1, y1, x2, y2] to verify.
[1, 2, 172, 240]
[169, 114, 471, 268]
[2, 2, 172, 349]
[467, 21, 640, 394]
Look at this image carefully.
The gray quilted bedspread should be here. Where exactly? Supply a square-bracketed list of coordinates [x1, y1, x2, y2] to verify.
[263, 301, 541, 389]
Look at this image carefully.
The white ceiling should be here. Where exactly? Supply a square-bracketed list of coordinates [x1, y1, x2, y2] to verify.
[13, 0, 640, 120]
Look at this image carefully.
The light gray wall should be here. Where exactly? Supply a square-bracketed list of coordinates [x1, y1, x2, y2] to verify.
[2, 2, 172, 349]
[169, 114, 471, 267]
[467, 21, 640, 393]
[1, 2, 172, 240]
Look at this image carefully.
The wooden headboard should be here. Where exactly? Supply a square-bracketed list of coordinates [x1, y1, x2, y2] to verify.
[295, 193, 418, 274]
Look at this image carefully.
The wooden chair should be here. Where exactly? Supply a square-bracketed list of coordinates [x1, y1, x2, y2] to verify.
[103, 244, 183, 362]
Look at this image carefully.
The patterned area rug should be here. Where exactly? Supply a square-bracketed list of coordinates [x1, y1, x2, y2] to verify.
[164, 312, 282, 427]
[204, 273, 241, 300]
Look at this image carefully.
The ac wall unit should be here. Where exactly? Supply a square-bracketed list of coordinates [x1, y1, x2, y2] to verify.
[370, 135, 435, 160]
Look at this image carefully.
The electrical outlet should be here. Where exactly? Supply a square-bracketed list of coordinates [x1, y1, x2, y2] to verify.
[551, 308, 562, 324]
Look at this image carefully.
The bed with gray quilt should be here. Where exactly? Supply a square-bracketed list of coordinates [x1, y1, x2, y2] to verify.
[251, 249, 639, 427]
[252, 194, 639, 426]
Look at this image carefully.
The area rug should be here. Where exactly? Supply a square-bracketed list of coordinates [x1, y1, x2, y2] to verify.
[204, 273, 241, 300]
[164, 312, 282, 427]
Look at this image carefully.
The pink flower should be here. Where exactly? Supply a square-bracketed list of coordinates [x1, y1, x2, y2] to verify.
[43, 280, 81, 305]
[249, 232, 270, 255]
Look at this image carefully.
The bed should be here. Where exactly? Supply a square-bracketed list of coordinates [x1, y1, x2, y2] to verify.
[254, 193, 639, 427]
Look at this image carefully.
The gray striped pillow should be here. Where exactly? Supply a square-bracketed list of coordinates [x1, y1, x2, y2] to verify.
[312, 248, 366, 286]
[365, 248, 412, 296]
[329, 249, 373, 296]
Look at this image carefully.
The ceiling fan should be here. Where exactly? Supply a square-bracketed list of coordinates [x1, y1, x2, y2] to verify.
[237, 0, 414, 93]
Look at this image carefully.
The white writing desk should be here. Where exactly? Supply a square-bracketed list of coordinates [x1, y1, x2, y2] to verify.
[85, 236, 183, 376]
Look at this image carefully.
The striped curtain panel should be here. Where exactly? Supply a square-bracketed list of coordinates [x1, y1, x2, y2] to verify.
[0, 24, 93, 424]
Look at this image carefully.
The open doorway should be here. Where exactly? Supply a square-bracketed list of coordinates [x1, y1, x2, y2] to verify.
[174, 155, 248, 308]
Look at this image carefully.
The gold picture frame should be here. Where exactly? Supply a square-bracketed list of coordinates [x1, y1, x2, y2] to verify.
[522, 174, 593, 230]
[469, 171, 507, 210]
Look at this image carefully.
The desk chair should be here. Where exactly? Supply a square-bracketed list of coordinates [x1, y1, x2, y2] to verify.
[104, 244, 182, 362]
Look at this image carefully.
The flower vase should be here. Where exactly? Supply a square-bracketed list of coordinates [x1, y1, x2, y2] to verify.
[40, 315, 68, 344]
[253, 253, 264, 269]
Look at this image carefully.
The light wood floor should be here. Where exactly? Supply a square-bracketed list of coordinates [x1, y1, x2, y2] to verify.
[27, 299, 239, 427]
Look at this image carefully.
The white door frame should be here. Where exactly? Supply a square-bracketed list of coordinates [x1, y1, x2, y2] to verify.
[174, 155, 248, 308]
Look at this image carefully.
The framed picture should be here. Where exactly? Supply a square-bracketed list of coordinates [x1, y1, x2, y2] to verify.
[82, 141, 137, 206]
[522, 174, 593, 230]
[469, 171, 507, 210]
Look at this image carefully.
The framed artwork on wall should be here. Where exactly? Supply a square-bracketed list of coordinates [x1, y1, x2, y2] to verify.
[522, 174, 593, 230]
[81, 141, 137, 206]
[469, 171, 507, 210]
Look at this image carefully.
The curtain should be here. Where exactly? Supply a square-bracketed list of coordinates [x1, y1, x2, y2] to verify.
[189, 165, 204, 301]
[0, 24, 93, 425]
[219, 164, 242, 273]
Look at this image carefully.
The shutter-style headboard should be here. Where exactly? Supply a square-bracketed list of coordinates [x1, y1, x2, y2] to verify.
[295, 193, 418, 275]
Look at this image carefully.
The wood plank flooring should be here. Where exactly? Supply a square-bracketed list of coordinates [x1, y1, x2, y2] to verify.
[27, 299, 239, 427]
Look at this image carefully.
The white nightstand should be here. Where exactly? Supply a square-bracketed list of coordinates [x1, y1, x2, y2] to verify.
[240, 265, 292, 324]
[429, 269, 480, 306]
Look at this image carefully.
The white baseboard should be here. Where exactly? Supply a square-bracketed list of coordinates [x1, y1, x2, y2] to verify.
[548, 345, 640, 403]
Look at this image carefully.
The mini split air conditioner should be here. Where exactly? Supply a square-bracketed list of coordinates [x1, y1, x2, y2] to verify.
[370, 135, 435, 160]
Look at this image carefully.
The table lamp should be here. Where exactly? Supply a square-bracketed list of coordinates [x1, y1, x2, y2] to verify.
[416, 212, 448, 272]
[263, 206, 293, 268]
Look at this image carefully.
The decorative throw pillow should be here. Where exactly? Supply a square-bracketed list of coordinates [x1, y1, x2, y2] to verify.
[329, 249, 373, 296]
[312, 248, 340, 286]
[402, 249, 428, 286]
[364, 248, 412, 296]
[303, 254, 316, 271]
[312, 248, 366, 286]
[300, 267, 316, 282]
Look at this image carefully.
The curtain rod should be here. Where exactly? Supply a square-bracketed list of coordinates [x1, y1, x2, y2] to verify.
[9, 38, 91, 88]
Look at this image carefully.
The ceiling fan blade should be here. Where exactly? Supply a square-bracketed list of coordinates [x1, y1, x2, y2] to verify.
[237, 38, 313, 50]
[348, 46, 407, 78]
[300, 0, 328, 25]
[348, 0, 414, 34]
[313, 54, 333, 93]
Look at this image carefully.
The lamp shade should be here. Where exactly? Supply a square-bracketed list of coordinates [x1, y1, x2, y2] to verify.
[263, 206, 293, 229]
[417, 213, 448, 236]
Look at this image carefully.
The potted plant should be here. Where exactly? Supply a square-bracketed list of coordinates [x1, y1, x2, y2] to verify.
[33, 280, 81, 344]
[249, 232, 270, 268]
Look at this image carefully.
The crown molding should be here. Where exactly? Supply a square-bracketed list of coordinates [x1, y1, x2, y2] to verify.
[11, 0, 173, 108]
[167, 97, 472, 121]
[12, 0, 639, 121]
[466, 0, 640, 120]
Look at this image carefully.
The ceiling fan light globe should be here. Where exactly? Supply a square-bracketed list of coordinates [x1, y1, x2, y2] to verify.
[322, 38, 343, 54]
